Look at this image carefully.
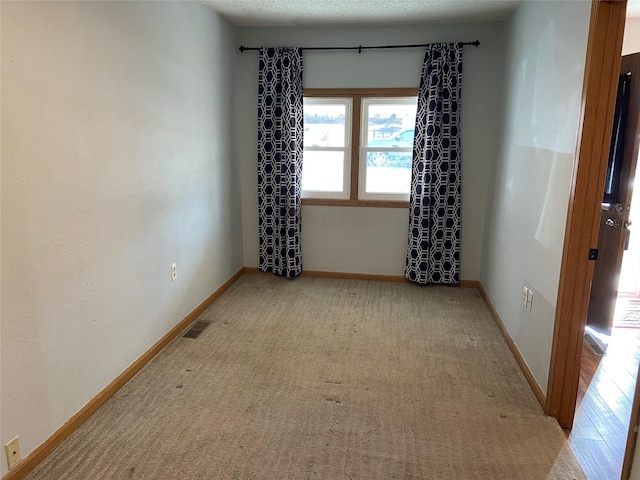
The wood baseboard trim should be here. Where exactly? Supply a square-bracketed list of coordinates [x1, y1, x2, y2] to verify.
[2, 268, 245, 480]
[302, 269, 407, 282]
[243, 266, 406, 282]
[478, 282, 546, 409]
[244, 267, 479, 288]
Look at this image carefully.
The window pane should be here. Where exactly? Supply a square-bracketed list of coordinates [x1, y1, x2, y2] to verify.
[365, 152, 412, 194]
[302, 151, 345, 192]
[365, 103, 417, 147]
[304, 104, 346, 147]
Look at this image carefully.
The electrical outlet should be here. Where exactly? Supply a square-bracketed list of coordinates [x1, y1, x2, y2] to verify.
[5, 436, 21, 469]
[171, 263, 177, 282]
[522, 286, 529, 307]
[527, 289, 534, 312]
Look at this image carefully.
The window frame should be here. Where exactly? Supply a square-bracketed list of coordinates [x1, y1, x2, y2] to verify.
[359, 96, 418, 202]
[302, 88, 418, 208]
[301, 97, 352, 200]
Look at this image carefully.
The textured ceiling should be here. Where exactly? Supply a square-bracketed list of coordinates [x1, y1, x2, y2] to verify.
[202, 0, 522, 27]
[203, 0, 640, 26]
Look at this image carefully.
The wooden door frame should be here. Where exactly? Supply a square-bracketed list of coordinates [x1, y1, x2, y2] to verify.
[546, 0, 627, 428]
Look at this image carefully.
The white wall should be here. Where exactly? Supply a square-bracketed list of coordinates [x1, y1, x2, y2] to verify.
[0, 1, 242, 475]
[623, 16, 640, 55]
[235, 23, 506, 279]
[480, 1, 591, 395]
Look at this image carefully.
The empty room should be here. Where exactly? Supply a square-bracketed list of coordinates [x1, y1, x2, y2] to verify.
[2, 1, 640, 479]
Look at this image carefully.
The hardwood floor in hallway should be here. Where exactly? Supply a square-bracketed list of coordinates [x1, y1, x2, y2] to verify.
[569, 326, 640, 479]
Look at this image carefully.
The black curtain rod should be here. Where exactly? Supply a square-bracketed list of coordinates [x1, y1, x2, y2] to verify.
[238, 40, 480, 53]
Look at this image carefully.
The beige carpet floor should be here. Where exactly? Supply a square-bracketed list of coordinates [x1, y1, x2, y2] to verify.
[26, 274, 586, 479]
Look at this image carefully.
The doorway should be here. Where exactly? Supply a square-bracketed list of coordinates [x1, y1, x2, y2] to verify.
[568, 51, 640, 480]
[570, 242, 640, 479]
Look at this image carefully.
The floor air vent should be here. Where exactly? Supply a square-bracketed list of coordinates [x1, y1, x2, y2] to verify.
[584, 332, 606, 355]
[183, 321, 211, 339]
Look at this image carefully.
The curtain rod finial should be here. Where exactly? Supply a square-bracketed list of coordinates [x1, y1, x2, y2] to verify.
[239, 45, 247, 52]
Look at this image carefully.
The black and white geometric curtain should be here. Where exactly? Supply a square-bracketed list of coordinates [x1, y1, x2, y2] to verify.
[257, 47, 304, 278]
[405, 43, 463, 285]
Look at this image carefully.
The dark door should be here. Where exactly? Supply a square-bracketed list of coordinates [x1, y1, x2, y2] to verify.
[587, 53, 640, 336]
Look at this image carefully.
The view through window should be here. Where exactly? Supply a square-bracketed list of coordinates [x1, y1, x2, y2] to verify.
[302, 89, 418, 205]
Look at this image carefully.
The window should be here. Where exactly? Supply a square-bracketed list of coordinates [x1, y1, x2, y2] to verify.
[302, 89, 418, 207]
[302, 98, 352, 199]
[360, 97, 417, 201]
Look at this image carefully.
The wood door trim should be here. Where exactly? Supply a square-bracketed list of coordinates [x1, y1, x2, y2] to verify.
[620, 360, 640, 480]
[624, 360, 640, 479]
[545, 0, 627, 428]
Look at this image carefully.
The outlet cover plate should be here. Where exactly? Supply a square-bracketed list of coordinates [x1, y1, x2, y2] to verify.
[5, 436, 21, 469]
[171, 263, 177, 281]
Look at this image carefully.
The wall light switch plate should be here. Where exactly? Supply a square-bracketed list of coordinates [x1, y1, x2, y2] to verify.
[5, 436, 21, 469]
[522, 286, 529, 307]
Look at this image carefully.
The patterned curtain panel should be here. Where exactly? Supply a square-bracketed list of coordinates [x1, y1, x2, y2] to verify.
[405, 44, 463, 285]
[257, 47, 304, 279]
